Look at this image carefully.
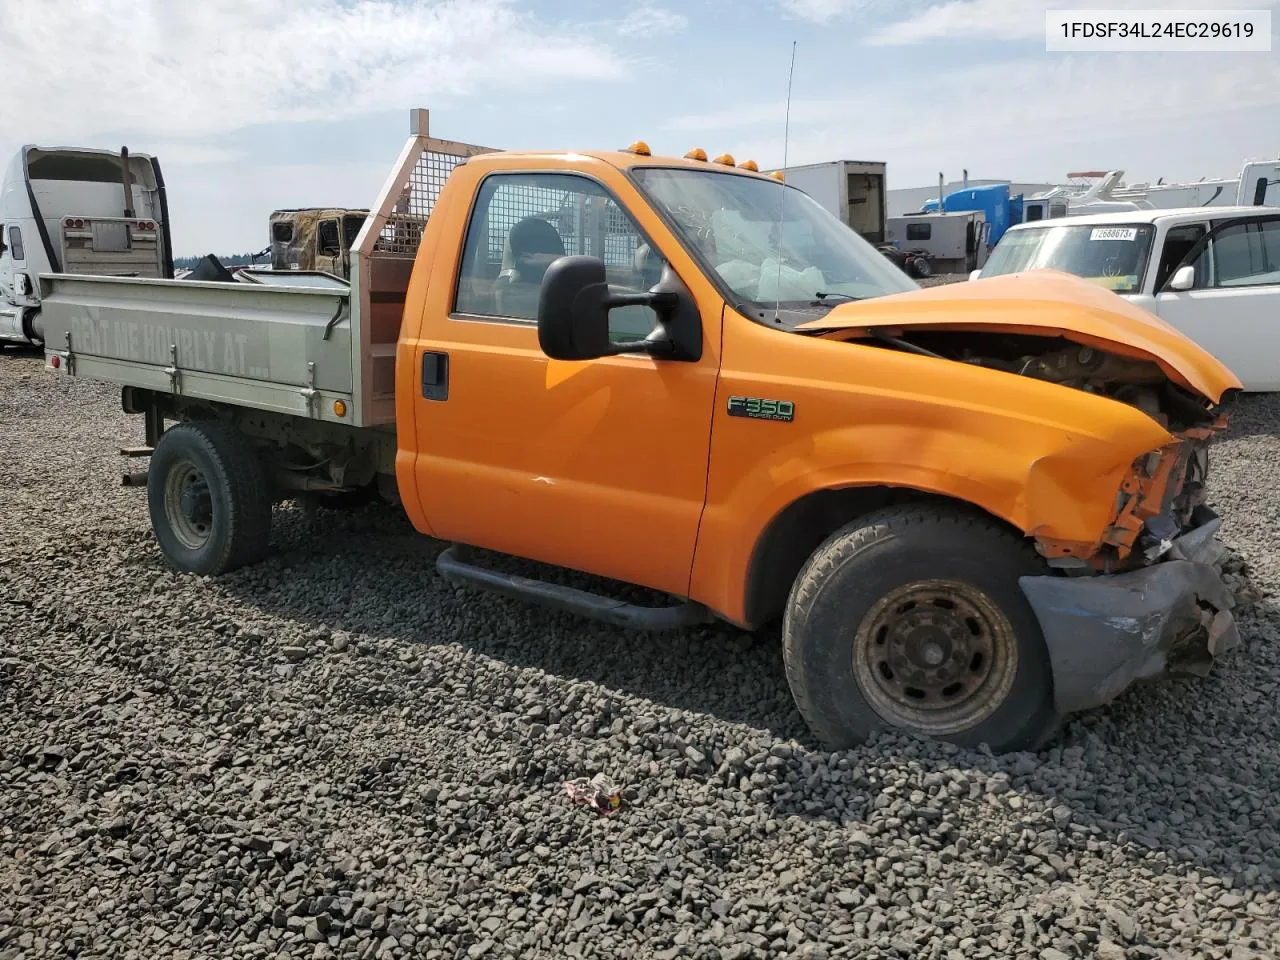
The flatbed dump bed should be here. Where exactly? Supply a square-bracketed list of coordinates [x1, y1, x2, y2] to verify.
[40, 107, 1246, 755]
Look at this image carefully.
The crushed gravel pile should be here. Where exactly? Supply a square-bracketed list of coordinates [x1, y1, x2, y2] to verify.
[1, 348, 1278, 960]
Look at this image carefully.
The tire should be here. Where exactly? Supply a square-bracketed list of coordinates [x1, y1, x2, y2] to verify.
[146, 420, 272, 575]
[782, 503, 1056, 752]
[909, 257, 933, 278]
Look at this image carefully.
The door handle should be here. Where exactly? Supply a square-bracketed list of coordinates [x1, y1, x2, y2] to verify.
[421, 350, 449, 401]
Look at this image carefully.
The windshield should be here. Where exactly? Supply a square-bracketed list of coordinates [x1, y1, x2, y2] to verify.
[630, 167, 918, 319]
[982, 222, 1156, 294]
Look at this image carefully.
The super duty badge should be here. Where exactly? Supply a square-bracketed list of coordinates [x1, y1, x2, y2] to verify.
[727, 396, 795, 422]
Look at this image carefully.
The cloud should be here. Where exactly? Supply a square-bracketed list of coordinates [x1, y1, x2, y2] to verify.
[663, 100, 846, 133]
[866, 0, 1276, 45]
[616, 4, 688, 37]
[777, 0, 868, 23]
[0, 0, 627, 147]
[675, 51, 1280, 186]
[866, 0, 1045, 43]
[138, 143, 247, 166]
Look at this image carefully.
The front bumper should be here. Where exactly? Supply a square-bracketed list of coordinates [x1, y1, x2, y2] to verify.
[1019, 507, 1241, 716]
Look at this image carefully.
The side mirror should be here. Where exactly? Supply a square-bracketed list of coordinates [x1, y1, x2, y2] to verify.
[968, 269, 982, 281]
[1167, 264, 1196, 291]
[536, 255, 676, 361]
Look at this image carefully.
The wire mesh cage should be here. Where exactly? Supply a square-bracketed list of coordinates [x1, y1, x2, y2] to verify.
[479, 180, 647, 270]
[373, 149, 473, 258]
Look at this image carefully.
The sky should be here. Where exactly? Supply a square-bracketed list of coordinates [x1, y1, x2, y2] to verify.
[2, 0, 1277, 255]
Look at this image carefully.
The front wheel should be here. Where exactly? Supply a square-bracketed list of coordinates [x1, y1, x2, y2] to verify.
[782, 504, 1056, 752]
[147, 420, 272, 575]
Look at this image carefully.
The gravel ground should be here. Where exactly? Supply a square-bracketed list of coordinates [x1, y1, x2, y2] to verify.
[2, 342, 1278, 960]
[917, 274, 968, 288]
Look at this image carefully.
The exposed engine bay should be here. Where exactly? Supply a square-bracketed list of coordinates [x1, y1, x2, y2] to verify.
[857, 329, 1223, 431]
[847, 328, 1231, 572]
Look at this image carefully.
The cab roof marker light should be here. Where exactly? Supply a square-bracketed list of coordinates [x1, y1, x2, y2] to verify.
[738, 159, 759, 171]
[770, 170, 785, 181]
[712, 153, 735, 167]
[684, 147, 707, 161]
[625, 140, 652, 156]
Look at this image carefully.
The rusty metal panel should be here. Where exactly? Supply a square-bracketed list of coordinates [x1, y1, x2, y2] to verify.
[269, 207, 369, 278]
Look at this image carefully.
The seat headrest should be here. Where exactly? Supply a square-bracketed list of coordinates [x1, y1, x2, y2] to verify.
[509, 217, 565, 258]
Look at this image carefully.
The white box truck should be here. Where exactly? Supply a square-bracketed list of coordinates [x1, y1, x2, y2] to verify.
[770, 160, 887, 244]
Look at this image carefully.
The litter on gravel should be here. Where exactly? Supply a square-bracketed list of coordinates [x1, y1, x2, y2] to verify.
[563, 773, 624, 816]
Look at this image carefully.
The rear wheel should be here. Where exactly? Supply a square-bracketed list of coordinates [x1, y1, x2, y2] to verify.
[909, 256, 933, 278]
[147, 420, 272, 575]
[783, 503, 1056, 752]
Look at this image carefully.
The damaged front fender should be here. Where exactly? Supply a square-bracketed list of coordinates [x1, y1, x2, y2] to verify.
[1019, 509, 1241, 716]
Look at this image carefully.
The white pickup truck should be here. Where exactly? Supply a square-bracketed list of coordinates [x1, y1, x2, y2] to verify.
[972, 206, 1280, 390]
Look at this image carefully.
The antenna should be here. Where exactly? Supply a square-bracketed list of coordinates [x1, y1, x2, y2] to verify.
[773, 40, 797, 322]
[782, 41, 797, 173]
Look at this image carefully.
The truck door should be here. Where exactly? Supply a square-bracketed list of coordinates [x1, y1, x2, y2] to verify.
[1155, 213, 1280, 390]
[408, 170, 720, 598]
[316, 218, 341, 277]
[0, 224, 27, 341]
[0, 223, 13, 335]
[1150, 222, 1207, 291]
[0, 224, 24, 296]
[0, 223, 12, 298]
[340, 214, 365, 281]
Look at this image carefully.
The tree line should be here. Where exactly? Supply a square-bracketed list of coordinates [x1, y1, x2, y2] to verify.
[173, 252, 269, 269]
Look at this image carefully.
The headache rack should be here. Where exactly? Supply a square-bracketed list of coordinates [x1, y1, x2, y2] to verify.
[348, 108, 498, 426]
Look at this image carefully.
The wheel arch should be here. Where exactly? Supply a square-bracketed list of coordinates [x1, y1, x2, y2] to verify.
[741, 484, 1030, 630]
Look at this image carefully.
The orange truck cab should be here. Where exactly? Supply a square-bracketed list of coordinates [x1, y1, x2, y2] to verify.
[42, 118, 1245, 754]
[391, 141, 1243, 752]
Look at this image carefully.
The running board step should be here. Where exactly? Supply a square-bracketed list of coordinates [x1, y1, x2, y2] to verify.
[436, 545, 713, 631]
[120, 446, 154, 458]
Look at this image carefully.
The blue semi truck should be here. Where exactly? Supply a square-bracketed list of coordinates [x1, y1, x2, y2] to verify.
[922, 182, 1025, 247]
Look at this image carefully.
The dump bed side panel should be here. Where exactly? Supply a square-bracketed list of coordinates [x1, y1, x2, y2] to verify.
[40, 274, 356, 424]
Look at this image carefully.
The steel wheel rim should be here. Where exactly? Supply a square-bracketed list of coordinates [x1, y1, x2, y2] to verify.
[164, 460, 213, 550]
[852, 578, 1018, 735]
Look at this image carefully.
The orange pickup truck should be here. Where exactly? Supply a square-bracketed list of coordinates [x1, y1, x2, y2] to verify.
[41, 109, 1243, 753]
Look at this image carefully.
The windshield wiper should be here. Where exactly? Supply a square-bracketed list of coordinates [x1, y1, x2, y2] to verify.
[765, 295, 863, 311]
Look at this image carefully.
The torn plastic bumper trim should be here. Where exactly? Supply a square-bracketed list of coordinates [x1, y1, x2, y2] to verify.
[1018, 510, 1241, 716]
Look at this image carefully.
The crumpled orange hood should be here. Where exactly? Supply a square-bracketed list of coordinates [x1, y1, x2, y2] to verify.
[797, 270, 1242, 403]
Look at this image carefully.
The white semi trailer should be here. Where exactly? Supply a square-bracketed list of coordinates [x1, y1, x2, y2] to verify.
[0, 145, 172, 346]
